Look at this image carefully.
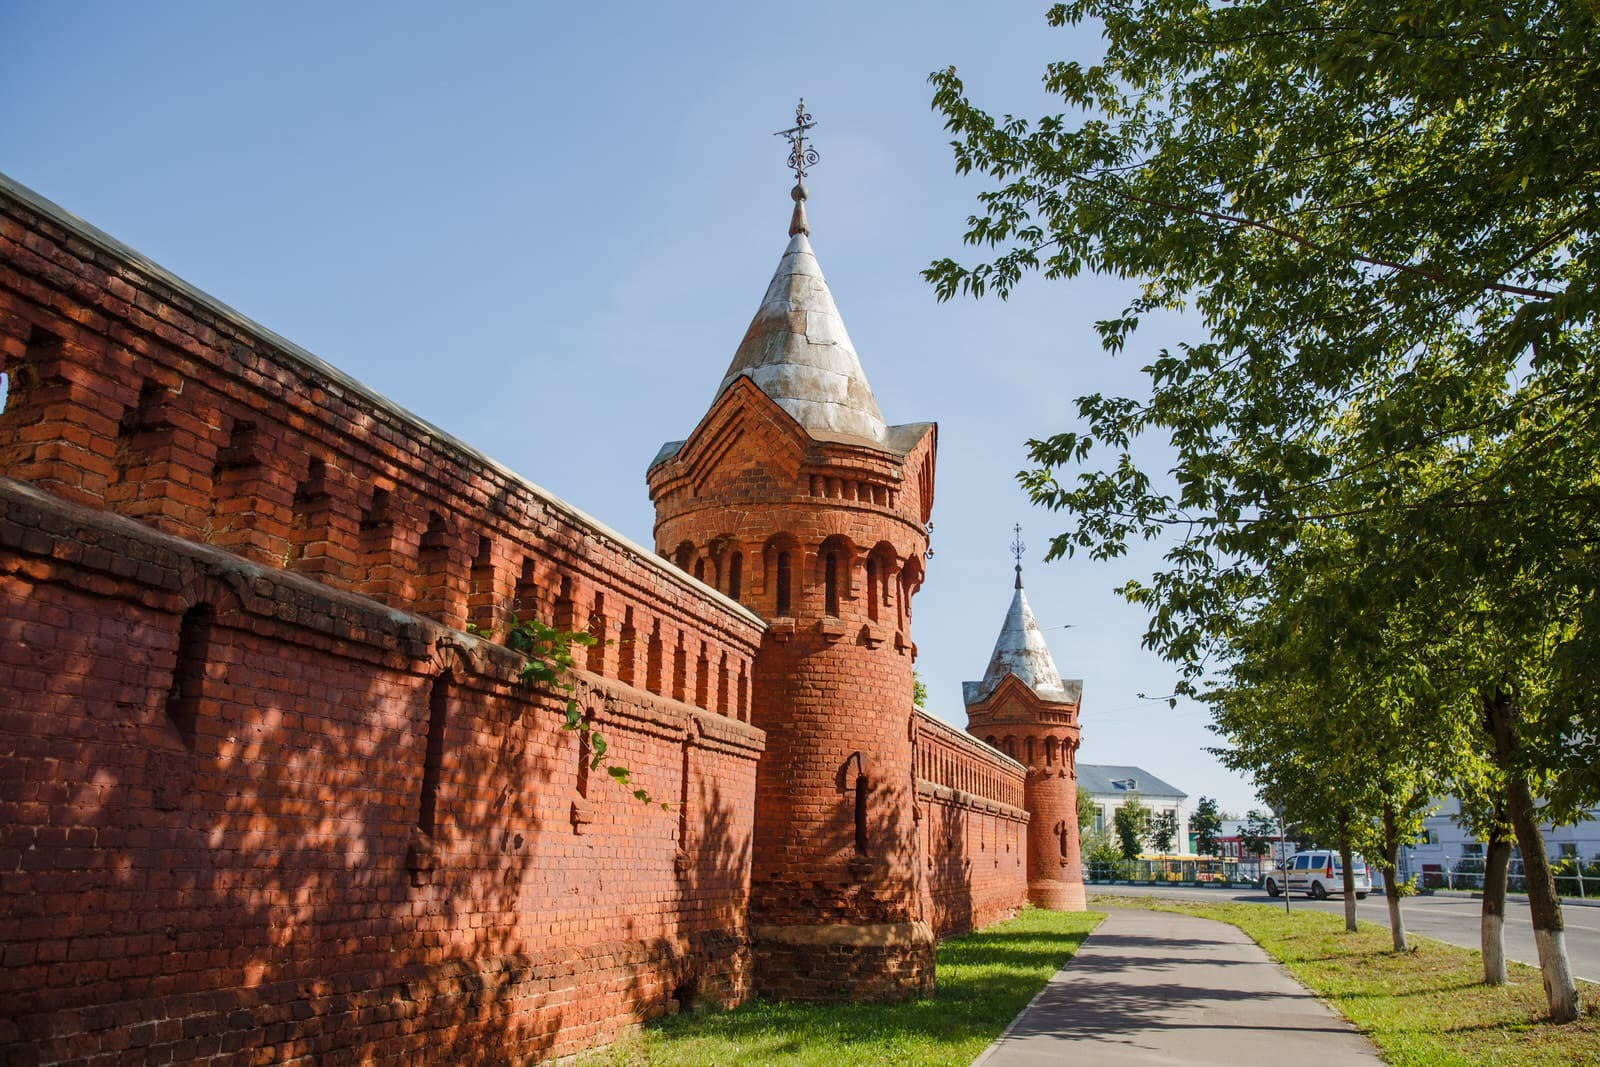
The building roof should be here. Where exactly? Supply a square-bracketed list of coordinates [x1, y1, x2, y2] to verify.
[1076, 764, 1187, 800]
[963, 568, 1079, 706]
[712, 211, 889, 447]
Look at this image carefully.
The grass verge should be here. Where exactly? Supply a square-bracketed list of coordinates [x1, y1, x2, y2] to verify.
[1102, 894, 1600, 1066]
[579, 907, 1103, 1066]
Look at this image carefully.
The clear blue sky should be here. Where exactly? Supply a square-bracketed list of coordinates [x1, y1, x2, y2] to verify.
[3, 1, 1261, 815]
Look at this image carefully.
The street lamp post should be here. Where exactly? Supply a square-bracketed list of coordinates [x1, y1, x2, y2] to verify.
[1275, 805, 1291, 915]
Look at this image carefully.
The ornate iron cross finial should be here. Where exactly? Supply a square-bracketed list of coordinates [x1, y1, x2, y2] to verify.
[775, 98, 819, 183]
[1011, 524, 1025, 588]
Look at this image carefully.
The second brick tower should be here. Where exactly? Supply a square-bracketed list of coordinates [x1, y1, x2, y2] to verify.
[963, 559, 1088, 912]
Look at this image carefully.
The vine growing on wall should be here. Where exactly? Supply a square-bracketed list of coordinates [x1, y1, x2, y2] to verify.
[471, 616, 668, 809]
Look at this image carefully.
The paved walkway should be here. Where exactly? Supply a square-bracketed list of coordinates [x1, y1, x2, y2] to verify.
[974, 908, 1382, 1065]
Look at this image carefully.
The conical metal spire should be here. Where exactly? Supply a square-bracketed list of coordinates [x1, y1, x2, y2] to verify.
[712, 102, 888, 445]
[964, 528, 1072, 704]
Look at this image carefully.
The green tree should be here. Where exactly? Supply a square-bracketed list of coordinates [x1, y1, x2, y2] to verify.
[1113, 794, 1151, 860]
[1239, 811, 1277, 864]
[1149, 809, 1178, 856]
[1191, 797, 1222, 857]
[1219, 683, 1374, 932]
[929, 0, 1598, 1018]
[1081, 826, 1121, 867]
[913, 671, 927, 708]
[1209, 539, 1476, 946]
[1077, 789, 1098, 832]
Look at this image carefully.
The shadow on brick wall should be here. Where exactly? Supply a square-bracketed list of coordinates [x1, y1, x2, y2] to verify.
[670, 779, 753, 1012]
[925, 798, 977, 938]
[0, 502, 755, 1063]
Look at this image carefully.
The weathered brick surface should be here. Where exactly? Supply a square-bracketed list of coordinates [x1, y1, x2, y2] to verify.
[0, 479, 762, 1063]
[747, 924, 934, 1003]
[0, 172, 1033, 1062]
[0, 182, 760, 723]
[0, 173, 765, 1064]
[649, 363, 944, 999]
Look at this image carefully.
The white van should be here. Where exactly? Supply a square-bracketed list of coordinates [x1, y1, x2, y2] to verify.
[1263, 849, 1371, 900]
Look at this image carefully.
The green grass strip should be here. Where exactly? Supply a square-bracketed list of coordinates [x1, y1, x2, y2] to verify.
[581, 907, 1103, 1066]
[1106, 895, 1600, 1066]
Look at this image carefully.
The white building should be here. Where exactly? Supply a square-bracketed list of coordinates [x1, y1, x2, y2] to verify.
[1078, 765, 1189, 853]
[1402, 796, 1600, 886]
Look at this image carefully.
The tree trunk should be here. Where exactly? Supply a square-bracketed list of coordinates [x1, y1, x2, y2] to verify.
[1482, 815, 1511, 986]
[1484, 690, 1577, 1021]
[1504, 773, 1575, 1019]
[1338, 838, 1357, 932]
[1382, 803, 1407, 952]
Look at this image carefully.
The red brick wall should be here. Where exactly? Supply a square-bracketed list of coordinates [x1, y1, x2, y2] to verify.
[914, 711, 1029, 936]
[0, 172, 766, 1064]
[0, 170, 1043, 1059]
[0, 179, 761, 723]
[0, 478, 762, 1064]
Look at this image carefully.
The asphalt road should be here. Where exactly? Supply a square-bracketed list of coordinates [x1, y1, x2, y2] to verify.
[1090, 883, 1600, 982]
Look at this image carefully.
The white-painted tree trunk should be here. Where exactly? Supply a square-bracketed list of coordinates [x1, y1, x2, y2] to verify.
[1481, 831, 1510, 986]
[1339, 841, 1357, 932]
[1485, 691, 1578, 1021]
[1381, 806, 1406, 952]
[1534, 927, 1576, 1021]
[1481, 910, 1505, 986]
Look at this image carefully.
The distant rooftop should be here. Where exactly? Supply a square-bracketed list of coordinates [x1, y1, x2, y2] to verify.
[1077, 764, 1187, 799]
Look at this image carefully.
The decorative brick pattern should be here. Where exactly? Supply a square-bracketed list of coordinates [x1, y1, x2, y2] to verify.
[0, 183, 760, 718]
[649, 364, 943, 1000]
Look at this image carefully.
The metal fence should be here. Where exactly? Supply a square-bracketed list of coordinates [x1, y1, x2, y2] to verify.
[1084, 857, 1253, 886]
[1398, 856, 1600, 899]
[1086, 854, 1600, 899]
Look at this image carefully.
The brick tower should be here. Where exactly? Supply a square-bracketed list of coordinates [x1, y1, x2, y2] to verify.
[648, 148, 937, 998]
[963, 546, 1086, 911]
